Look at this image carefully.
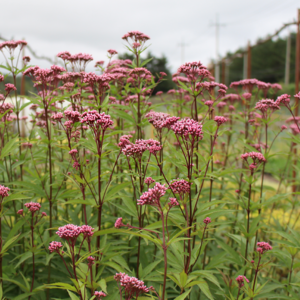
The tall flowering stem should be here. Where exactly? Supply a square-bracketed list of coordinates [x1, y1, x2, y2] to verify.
[0, 185, 10, 288]
[21, 202, 46, 300]
[240, 152, 266, 263]
[80, 110, 113, 268]
[118, 135, 162, 276]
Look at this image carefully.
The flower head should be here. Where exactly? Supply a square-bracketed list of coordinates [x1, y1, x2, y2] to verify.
[137, 182, 167, 206]
[56, 224, 82, 241]
[49, 241, 63, 253]
[94, 291, 106, 300]
[0, 185, 10, 198]
[24, 202, 41, 212]
[203, 217, 211, 224]
[235, 275, 249, 288]
[114, 272, 149, 299]
[115, 217, 124, 228]
[256, 242, 272, 254]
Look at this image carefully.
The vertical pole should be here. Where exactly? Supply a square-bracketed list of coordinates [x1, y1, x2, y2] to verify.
[292, 9, 300, 193]
[21, 46, 26, 137]
[247, 41, 251, 79]
[295, 8, 300, 102]
[285, 29, 291, 86]
[221, 59, 226, 84]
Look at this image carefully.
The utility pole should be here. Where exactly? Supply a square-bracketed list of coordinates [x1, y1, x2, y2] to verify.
[210, 14, 226, 83]
[285, 29, 291, 86]
[295, 8, 300, 106]
[178, 40, 188, 64]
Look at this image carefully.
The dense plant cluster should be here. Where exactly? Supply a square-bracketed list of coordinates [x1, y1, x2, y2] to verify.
[0, 32, 300, 300]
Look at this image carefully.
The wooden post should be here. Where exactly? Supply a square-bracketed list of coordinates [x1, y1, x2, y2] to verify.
[292, 9, 300, 193]
[285, 30, 291, 86]
[295, 8, 300, 105]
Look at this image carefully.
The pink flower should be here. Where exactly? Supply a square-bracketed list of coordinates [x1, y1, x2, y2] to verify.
[137, 182, 167, 206]
[0, 185, 10, 198]
[203, 217, 211, 224]
[145, 177, 155, 185]
[56, 224, 82, 241]
[169, 179, 191, 196]
[81, 110, 113, 130]
[214, 116, 227, 126]
[276, 94, 290, 106]
[114, 272, 149, 299]
[235, 275, 249, 288]
[17, 209, 23, 215]
[281, 125, 287, 130]
[87, 256, 95, 266]
[81, 225, 94, 238]
[171, 118, 203, 139]
[168, 197, 179, 208]
[295, 92, 300, 99]
[41, 212, 47, 217]
[256, 242, 272, 254]
[95, 60, 105, 67]
[24, 202, 41, 212]
[94, 291, 106, 299]
[23, 56, 31, 63]
[132, 42, 141, 49]
[108, 49, 118, 55]
[241, 152, 266, 163]
[49, 241, 63, 253]
[115, 217, 124, 228]
[4, 83, 17, 93]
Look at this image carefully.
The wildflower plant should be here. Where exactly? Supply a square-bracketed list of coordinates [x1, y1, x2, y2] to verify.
[0, 31, 300, 300]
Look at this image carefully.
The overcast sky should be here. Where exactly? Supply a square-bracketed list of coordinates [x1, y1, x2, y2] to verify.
[0, 0, 299, 73]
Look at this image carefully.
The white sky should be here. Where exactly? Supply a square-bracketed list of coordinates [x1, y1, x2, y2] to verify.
[0, 0, 299, 73]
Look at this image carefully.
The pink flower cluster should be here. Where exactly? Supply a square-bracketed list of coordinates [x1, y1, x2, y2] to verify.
[56, 224, 94, 241]
[4, 83, 17, 93]
[0, 185, 10, 198]
[24, 202, 41, 212]
[241, 152, 266, 164]
[214, 116, 227, 126]
[276, 94, 290, 106]
[114, 272, 149, 299]
[108, 49, 118, 55]
[115, 217, 125, 228]
[122, 31, 150, 43]
[168, 197, 179, 208]
[235, 275, 249, 288]
[137, 182, 167, 206]
[169, 179, 191, 196]
[171, 118, 203, 139]
[255, 99, 280, 118]
[94, 291, 106, 299]
[144, 177, 155, 186]
[81, 110, 113, 130]
[256, 242, 272, 254]
[145, 111, 180, 131]
[203, 217, 211, 224]
[48, 241, 63, 253]
[118, 136, 162, 157]
[0, 40, 27, 50]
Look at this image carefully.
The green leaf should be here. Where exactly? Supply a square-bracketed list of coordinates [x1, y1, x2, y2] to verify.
[97, 279, 107, 293]
[68, 290, 80, 300]
[197, 281, 214, 300]
[174, 289, 191, 300]
[0, 137, 19, 159]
